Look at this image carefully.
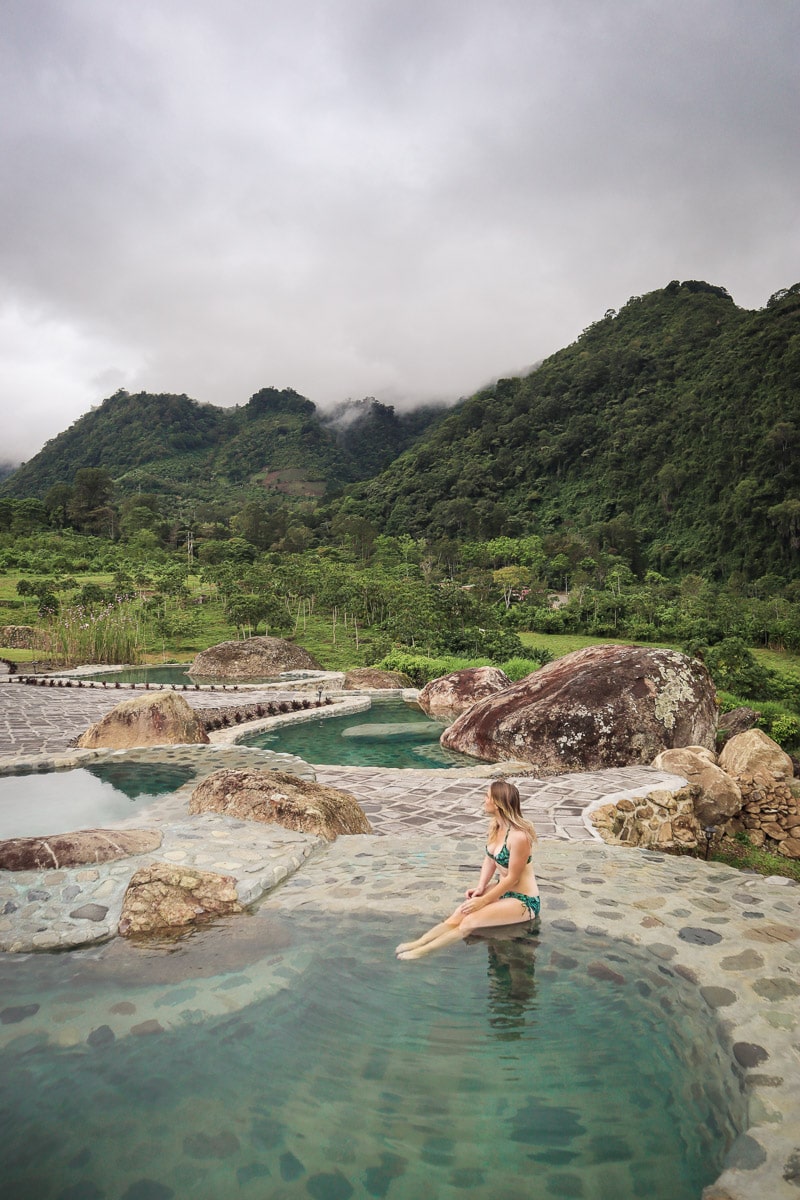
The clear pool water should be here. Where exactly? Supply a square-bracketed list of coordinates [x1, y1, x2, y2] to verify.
[72, 665, 196, 685]
[0, 914, 743, 1200]
[242, 697, 477, 769]
[0, 762, 196, 838]
[72, 665, 319, 685]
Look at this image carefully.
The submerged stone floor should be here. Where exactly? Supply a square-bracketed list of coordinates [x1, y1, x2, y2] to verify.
[0, 680, 799, 1198]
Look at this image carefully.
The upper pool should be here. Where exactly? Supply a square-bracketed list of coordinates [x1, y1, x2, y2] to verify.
[65, 665, 317, 686]
[240, 697, 477, 769]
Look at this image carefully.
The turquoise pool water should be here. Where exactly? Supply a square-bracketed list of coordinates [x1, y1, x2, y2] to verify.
[0, 762, 196, 838]
[0, 914, 743, 1199]
[71, 666, 317, 685]
[241, 697, 476, 769]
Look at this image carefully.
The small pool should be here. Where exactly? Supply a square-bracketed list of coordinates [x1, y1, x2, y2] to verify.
[71, 666, 320, 686]
[241, 697, 477, 769]
[0, 762, 197, 839]
[0, 914, 744, 1199]
[77, 664, 196, 685]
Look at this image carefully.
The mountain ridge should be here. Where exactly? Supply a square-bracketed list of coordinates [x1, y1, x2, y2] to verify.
[1, 386, 446, 505]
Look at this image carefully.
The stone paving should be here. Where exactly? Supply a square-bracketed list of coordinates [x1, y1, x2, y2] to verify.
[0, 676, 314, 758]
[314, 764, 687, 842]
[0, 679, 799, 1198]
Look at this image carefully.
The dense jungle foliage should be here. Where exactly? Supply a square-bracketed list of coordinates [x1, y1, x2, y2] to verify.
[4, 280, 798, 584]
[335, 281, 800, 581]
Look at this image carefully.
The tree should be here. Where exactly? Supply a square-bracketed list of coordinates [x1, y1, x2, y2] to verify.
[68, 468, 115, 535]
[44, 483, 74, 528]
[493, 566, 531, 609]
[225, 592, 291, 637]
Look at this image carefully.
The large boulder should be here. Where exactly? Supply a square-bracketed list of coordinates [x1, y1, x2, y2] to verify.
[76, 691, 210, 749]
[418, 666, 512, 720]
[441, 645, 717, 771]
[718, 728, 794, 784]
[0, 828, 162, 871]
[343, 668, 412, 689]
[119, 863, 242, 937]
[651, 747, 743, 825]
[188, 769, 372, 839]
[189, 637, 321, 680]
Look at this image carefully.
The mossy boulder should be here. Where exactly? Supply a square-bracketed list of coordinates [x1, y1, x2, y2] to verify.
[0, 828, 162, 871]
[342, 668, 412, 689]
[441, 645, 717, 771]
[77, 691, 210, 749]
[418, 666, 511, 720]
[119, 863, 242, 936]
[189, 637, 322, 680]
[189, 768, 371, 839]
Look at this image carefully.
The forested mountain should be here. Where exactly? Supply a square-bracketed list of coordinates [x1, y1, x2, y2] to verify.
[334, 281, 800, 580]
[1, 387, 444, 504]
[3, 280, 799, 580]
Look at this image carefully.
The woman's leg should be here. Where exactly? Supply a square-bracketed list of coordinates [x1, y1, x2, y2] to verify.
[395, 905, 464, 954]
[398, 898, 530, 960]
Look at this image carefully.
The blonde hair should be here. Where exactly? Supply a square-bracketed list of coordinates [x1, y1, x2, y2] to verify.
[487, 779, 537, 845]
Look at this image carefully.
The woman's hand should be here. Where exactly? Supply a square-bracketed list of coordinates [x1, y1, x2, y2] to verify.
[460, 895, 489, 915]
[464, 886, 485, 900]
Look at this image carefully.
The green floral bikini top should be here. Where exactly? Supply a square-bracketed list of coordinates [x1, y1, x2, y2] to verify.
[486, 827, 532, 869]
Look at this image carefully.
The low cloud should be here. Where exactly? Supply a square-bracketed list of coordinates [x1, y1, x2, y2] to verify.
[1, 0, 798, 460]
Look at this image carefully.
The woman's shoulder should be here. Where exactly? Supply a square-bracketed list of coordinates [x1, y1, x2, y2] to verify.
[508, 825, 532, 848]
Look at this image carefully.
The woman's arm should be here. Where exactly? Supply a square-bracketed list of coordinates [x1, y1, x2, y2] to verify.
[465, 854, 496, 899]
[462, 831, 529, 911]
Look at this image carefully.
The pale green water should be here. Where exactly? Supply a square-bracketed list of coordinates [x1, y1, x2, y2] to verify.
[0, 762, 196, 838]
[71, 666, 316, 685]
[242, 697, 477, 769]
[0, 915, 744, 1199]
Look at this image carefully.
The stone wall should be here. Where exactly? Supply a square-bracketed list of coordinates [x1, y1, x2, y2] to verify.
[592, 770, 800, 860]
[731, 776, 800, 859]
[591, 786, 703, 850]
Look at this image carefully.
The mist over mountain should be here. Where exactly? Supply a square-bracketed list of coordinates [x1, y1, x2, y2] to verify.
[1, 387, 446, 505]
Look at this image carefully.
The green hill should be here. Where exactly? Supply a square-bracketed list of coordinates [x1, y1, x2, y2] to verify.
[334, 281, 800, 580]
[2, 387, 444, 505]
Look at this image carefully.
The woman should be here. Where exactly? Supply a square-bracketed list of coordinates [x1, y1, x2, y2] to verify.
[396, 779, 540, 960]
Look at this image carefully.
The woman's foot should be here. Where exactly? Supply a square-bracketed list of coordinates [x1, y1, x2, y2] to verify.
[397, 948, 425, 961]
[395, 941, 418, 955]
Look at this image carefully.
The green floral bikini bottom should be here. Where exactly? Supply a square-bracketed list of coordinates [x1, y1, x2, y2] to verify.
[501, 891, 541, 917]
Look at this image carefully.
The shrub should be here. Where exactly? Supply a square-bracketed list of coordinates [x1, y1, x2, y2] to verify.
[498, 658, 541, 681]
[766, 713, 800, 751]
[704, 637, 773, 697]
[376, 650, 491, 687]
[432, 626, 525, 660]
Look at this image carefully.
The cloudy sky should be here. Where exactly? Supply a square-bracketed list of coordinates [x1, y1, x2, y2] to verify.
[1, 0, 798, 463]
